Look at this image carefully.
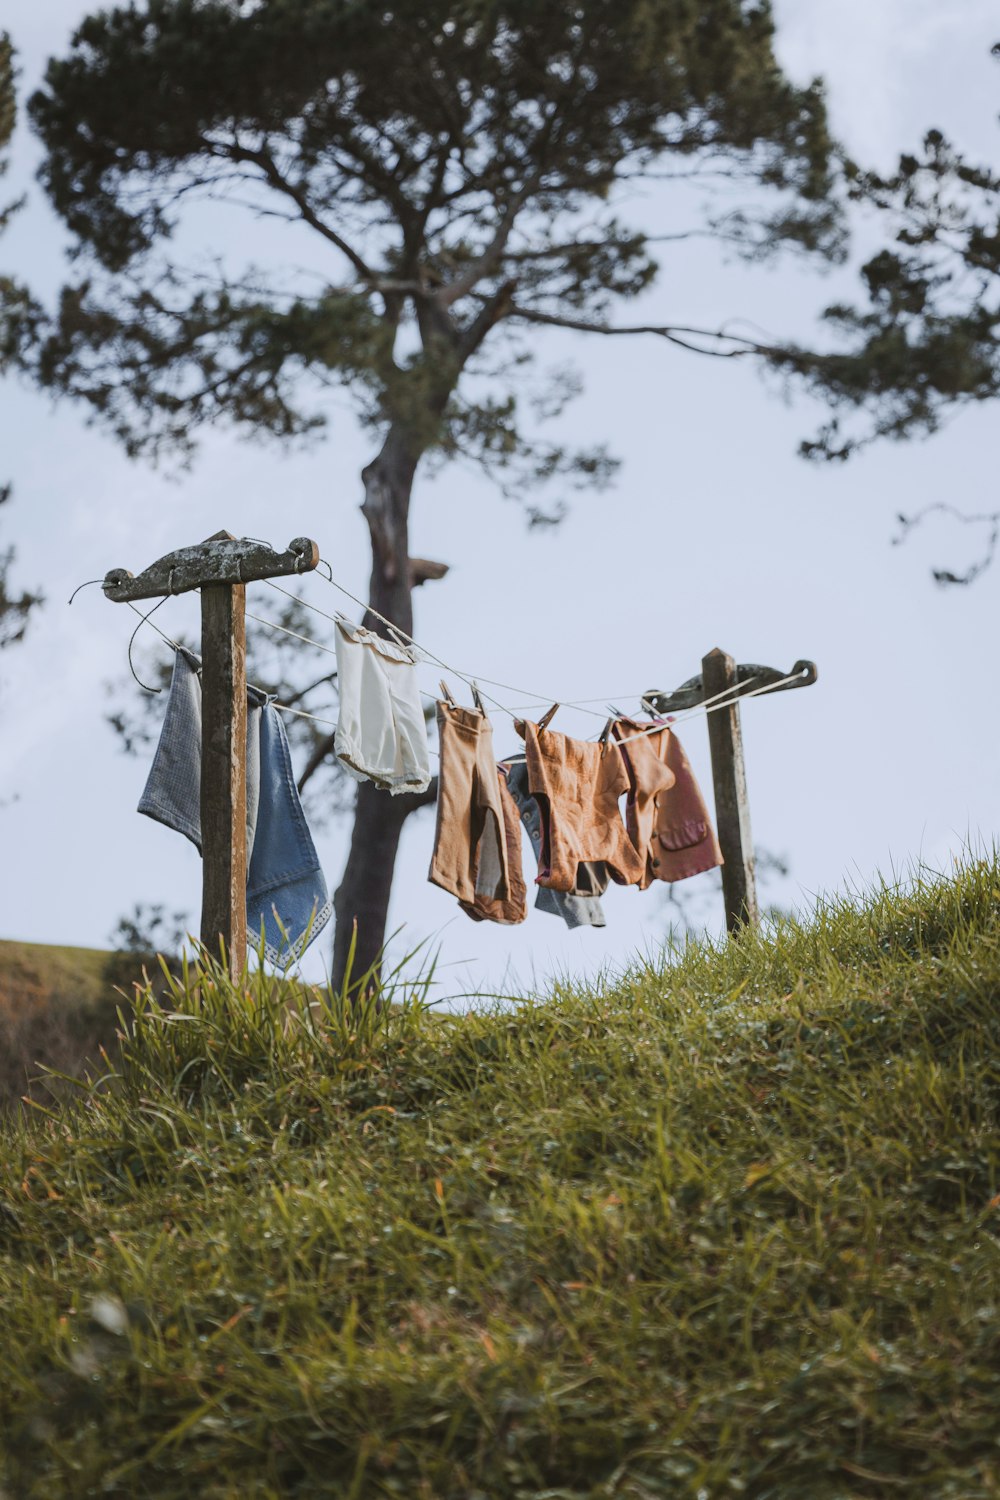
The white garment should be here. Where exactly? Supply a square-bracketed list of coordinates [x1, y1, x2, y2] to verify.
[334, 618, 432, 795]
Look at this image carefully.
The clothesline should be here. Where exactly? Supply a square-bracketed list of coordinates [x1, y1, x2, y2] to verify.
[134, 578, 733, 955]
[256, 576, 805, 745]
[267, 574, 618, 723]
[94, 535, 816, 959]
[122, 600, 341, 732]
[119, 552, 806, 748]
[262, 568, 801, 736]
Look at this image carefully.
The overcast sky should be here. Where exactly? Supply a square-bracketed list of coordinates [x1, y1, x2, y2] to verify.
[1, 1, 998, 1004]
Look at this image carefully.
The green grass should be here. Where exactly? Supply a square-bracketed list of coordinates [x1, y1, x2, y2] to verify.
[3, 860, 1000, 1497]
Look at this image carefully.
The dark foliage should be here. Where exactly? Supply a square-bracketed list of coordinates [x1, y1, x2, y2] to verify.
[25, 0, 841, 472]
[0, 39, 42, 663]
[762, 43, 1000, 579]
[0, 486, 41, 656]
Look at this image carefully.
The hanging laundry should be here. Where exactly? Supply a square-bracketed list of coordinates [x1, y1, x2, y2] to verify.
[502, 760, 607, 929]
[517, 719, 645, 891]
[429, 701, 510, 906]
[611, 719, 723, 886]
[459, 768, 527, 926]
[138, 649, 262, 857]
[334, 617, 431, 795]
[246, 703, 332, 966]
[139, 649, 331, 966]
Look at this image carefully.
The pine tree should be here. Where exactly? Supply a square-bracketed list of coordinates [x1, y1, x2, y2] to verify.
[25, 0, 843, 982]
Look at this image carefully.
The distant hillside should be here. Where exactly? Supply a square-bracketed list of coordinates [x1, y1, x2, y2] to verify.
[3, 862, 1000, 1496]
[0, 939, 164, 1108]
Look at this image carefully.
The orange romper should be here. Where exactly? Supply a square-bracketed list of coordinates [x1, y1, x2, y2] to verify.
[611, 719, 723, 888]
[518, 719, 644, 891]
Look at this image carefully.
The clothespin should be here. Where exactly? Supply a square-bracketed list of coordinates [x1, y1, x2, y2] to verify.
[387, 622, 413, 651]
[599, 717, 613, 746]
[537, 703, 560, 732]
[471, 681, 487, 715]
[439, 678, 458, 708]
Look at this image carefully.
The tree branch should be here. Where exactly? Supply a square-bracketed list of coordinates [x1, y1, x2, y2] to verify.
[460, 278, 518, 359]
[435, 197, 528, 309]
[499, 231, 702, 264]
[390, 777, 439, 816]
[297, 730, 337, 793]
[220, 139, 375, 280]
[279, 669, 337, 708]
[893, 501, 1000, 587]
[508, 305, 778, 358]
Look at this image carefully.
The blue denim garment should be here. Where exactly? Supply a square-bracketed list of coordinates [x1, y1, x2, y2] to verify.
[246, 702, 332, 966]
[502, 761, 607, 930]
[138, 649, 262, 858]
[137, 648, 204, 849]
[139, 650, 330, 966]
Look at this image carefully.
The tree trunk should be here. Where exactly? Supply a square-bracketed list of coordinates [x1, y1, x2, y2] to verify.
[331, 424, 430, 990]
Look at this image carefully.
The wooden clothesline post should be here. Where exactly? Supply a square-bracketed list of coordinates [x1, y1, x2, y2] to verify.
[102, 531, 320, 977]
[645, 651, 817, 934]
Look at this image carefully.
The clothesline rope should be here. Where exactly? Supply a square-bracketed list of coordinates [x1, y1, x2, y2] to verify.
[120, 557, 810, 750]
[267, 574, 641, 716]
[246, 608, 339, 661]
[288, 569, 616, 721]
[267, 569, 776, 728]
[265, 575, 525, 722]
[263, 567, 809, 737]
[122, 601, 341, 732]
[246, 595, 803, 755]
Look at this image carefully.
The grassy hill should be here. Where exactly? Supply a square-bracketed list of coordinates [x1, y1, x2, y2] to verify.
[2, 861, 1000, 1497]
[0, 939, 131, 1109]
[0, 938, 178, 1110]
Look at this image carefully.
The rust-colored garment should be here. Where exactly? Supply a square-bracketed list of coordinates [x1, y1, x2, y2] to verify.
[459, 767, 527, 925]
[518, 720, 645, 891]
[429, 703, 509, 905]
[612, 719, 723, 888]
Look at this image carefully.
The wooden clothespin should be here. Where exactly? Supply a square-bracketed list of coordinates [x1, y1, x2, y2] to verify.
[537, 703, 560, 733]
[439, 679, 458, 708]
[471, 681, 487, 716]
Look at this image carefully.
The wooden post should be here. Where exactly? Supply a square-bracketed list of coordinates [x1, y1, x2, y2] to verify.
[200, 577, 247, 976]
[702, 646, 759, 933]
[102, 532, 320, 977]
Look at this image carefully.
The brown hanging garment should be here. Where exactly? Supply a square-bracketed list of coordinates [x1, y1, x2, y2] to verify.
[459, 766, 528, 925]
[429, 701, 509, 905]
[612, 719, 723, 886]
[517, 719, 645, 891]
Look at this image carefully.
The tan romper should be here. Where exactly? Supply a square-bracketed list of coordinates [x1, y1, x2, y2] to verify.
[518, 720, 645, 891]
[459, 767, 528, 926]
[429, 702, 509, 905]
